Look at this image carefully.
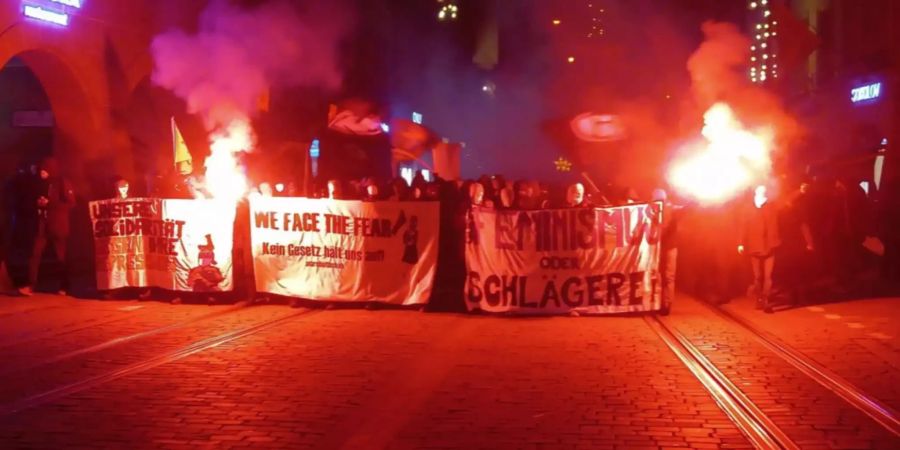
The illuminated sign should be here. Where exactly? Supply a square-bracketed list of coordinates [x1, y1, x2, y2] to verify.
[23, 5, 68, 25]
[412, 112, 423, 124]
[851, 82, 882, 103]
[49, 0, 81, 7]
[22, 0, 82, 26]
[309, 139, 320, 158]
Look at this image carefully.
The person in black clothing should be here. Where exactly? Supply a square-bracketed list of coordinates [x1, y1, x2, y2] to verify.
[652, 188, 685, 314]
[738, 185, 781, 312]
[3, 162, 38, 289]
[20, 157, 75, 296]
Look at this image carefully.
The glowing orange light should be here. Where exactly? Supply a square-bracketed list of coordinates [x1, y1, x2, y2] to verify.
[552, 19, 561, 25]
[567, 56, 575, 63]
[667, 103, 772, 204]
[204, 118, 254, 203]
[554, 157, 573, 172]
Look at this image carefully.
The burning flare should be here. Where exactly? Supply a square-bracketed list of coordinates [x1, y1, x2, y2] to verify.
[667, 103, 772, 204]
[203, 119, 254, 203]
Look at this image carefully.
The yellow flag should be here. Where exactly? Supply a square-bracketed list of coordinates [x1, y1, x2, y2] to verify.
[171, 117, 193, 175]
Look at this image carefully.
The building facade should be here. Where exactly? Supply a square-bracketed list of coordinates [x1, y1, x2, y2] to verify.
[752, 0, 900, 184]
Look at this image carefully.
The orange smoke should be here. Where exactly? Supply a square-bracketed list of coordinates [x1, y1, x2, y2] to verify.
[203, 118, 255, 203]
[667, 103, 772, 204]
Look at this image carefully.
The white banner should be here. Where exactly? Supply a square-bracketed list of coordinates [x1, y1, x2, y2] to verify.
[465, 203, 663, 314]
[90, 198, 235, 291]
[250, 197, 439, 305]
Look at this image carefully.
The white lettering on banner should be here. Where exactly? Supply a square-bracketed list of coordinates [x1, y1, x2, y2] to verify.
[464, 202, 663, 314]
[250, 197, 440, 305]
[851, 82, 882, 103]
[89, 198, 236, 292]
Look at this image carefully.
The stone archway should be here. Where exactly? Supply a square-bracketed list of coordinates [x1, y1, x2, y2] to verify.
[0, 47, 101, 189]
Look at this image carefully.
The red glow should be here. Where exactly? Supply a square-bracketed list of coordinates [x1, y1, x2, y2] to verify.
[667, 103, 772, 204]
[203, 118, 255, 203]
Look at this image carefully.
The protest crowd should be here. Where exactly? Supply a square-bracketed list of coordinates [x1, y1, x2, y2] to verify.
[0, 156, 897, 316]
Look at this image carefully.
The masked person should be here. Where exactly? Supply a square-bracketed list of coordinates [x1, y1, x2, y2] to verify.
[738, 185, 780, 313]
[564, 183, 590, 208]
[363, 182, 380, 202]
[115, 178, 130, 199]
[103, 178, 154, 300]
[20, 157, 75, 296]
[468, 182, 491, 208]
[652, 188, 687, 315]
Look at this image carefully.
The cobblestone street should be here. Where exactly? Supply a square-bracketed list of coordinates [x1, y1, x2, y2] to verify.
[0, 294, 896, 449]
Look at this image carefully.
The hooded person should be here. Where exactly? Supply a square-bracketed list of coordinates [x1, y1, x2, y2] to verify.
[20, 156, 75, 296]
[114, 178, 130, 199]
[652, 188, 689, 314]
[564, 183, 590, 208]
[738, 185, 781, 312]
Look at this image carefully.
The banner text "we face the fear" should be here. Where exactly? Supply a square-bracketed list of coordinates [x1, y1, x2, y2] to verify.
[254, 212, 402, 237]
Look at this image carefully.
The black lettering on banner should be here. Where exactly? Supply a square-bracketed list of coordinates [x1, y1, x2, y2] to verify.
[518, 276, 527, 306]
[628, 206, 653, 246]
[539, 256, 579, 270]
[535, 211, 551, 252]
[539, 279, 561, 308]
[467, 272, 483, 302]
[629, 271, 644, 305]
[485, 275, 501, 306]
[561, 277, 583, 307]
[90, 200, 156, 220]
[373, 218, 391, 237]
[586, 275, 605, 305]
[550, 210, 566, 252]
[498, 213, 516, 250]
[605, 209, 625, 248]
[607, 273, 625, 305]
[500, 275, 518, 307]
[515, 213, 533, 252]
[597, 209, 612, 249]
[577, 210, 596, 250]
[568, 209, 578, 251]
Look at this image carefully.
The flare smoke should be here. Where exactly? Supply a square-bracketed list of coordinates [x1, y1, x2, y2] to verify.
[151, 0, 350, 131]
[686, 21, 800, 148]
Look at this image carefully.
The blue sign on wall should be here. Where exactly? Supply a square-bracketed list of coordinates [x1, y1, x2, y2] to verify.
[22, 0, 82, 27]
[851, 82, 882, 103]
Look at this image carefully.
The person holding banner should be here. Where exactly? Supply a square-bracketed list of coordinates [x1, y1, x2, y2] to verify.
[100, 178, 155, 301]
[20, 157, 74, 296]
[114, 178, 130, 199]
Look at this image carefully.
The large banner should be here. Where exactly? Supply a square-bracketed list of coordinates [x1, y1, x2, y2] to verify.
[465, 203, 662, 314]
[90, 198, 236, 292]
[250, 197, 439, 305]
